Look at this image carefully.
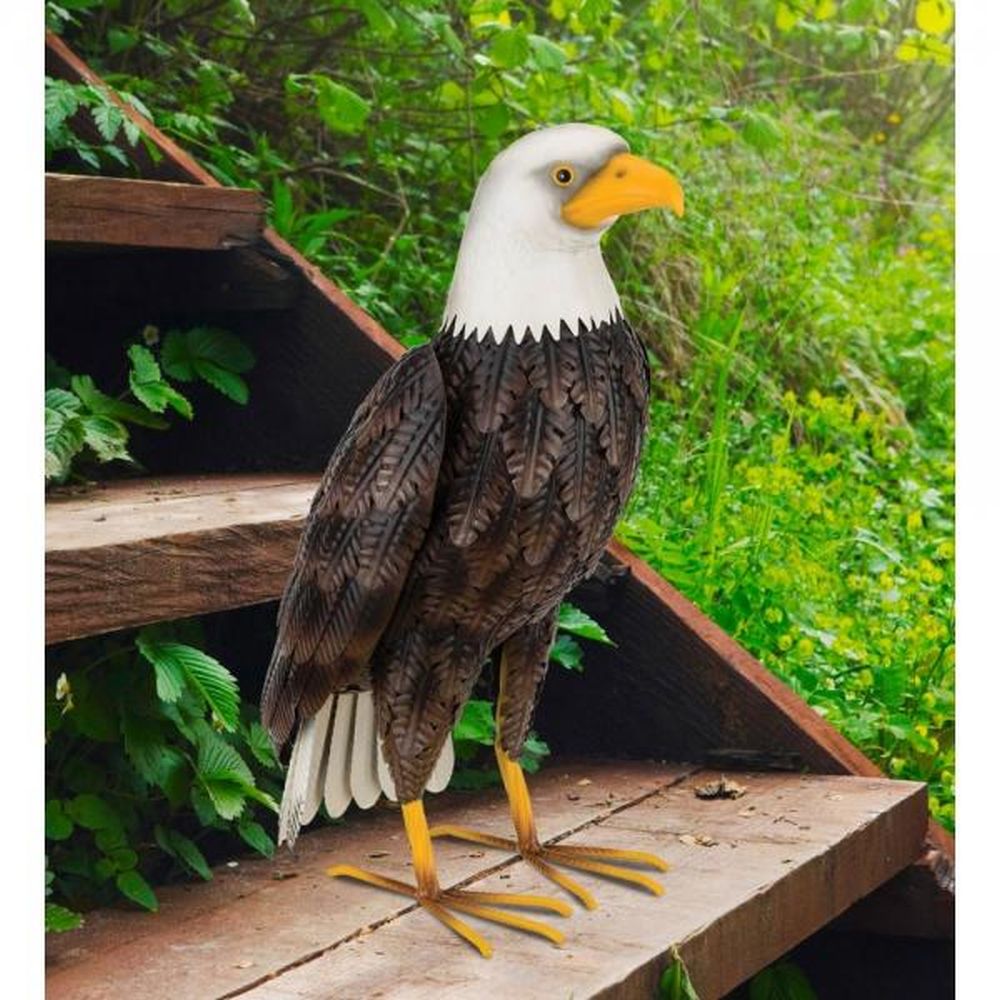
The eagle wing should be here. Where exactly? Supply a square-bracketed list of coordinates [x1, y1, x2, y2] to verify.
[261, 344, 447, 751]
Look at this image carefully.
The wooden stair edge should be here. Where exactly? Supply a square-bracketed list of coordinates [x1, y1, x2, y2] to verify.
[44, 761, 928, 1000]
[45, 172, 266, 251]
[45, 32, 955, 939]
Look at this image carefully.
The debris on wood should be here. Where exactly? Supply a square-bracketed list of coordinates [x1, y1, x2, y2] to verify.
[679, 833, 719, 848]
[367, 850, 389, 859]
[694, 776, 747, 800]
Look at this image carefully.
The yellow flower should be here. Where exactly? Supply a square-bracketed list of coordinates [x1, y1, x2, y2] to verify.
[886, 111, 902, 125]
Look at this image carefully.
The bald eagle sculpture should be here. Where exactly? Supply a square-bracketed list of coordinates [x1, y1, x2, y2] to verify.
[262, 123, 684, 957]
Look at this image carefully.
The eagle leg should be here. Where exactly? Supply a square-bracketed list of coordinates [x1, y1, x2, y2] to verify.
[430, 641, 668, 908]
[327, 799, 570, 958]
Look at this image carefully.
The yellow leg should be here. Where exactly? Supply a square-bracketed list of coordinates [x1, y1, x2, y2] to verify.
[327, 799, 571, 958]
[431, 747, 669, 910]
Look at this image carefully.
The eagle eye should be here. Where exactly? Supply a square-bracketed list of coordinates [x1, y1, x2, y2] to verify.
[551, 164, 575, 187]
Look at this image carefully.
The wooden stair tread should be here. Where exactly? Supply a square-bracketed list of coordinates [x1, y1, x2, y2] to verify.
[46, 473, 317, 643]
[44, 760, 926, 1000]
[46, 173, 265, 251]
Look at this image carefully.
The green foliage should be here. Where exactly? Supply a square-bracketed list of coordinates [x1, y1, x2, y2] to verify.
[451, 602, 608, 785]
[45, 325, 254, 484]
[45, 624, 281, 925]
[659, 947, 700, 1000]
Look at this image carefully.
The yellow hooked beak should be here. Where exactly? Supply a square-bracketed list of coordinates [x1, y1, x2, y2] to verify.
[562, 152, 684, 229]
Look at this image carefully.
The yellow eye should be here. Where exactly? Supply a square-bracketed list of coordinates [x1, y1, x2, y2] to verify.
[551, 164, 575, 187]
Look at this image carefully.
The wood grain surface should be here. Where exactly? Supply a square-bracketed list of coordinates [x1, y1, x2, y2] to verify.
[44, 760, 926, 1000]
[46, 173, 265, 250]
[45, 475, 317, 643]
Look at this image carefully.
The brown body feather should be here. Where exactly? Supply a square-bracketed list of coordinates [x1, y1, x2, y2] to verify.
[262, 315, 649, 802]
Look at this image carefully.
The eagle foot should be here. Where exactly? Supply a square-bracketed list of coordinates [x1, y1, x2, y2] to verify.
[326, 864, 569, 957]
[428, 826, 668, 910]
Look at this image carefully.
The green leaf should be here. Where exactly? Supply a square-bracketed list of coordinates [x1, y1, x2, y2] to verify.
[115, 870, 158, 911]
[70, 374, 169, 429]
[80, 414, 131, 463]
[127, 344, 193, 418]
[192, 360, 249, 404]
[315, 76, 371, 134]
[354, 0, 396, 37]
[66, 794, 121, 832]
[549, 634, 583, 671]
[742, 110, 784, 153]
[163, 326, 255, 379]
[238, 818, 276, 858]
[136, 634, 239, 730]
[45, 408, 85, 481]
[164, 829, 213, 880]
[46, 800, 74, 841]
[45, 78, 80, 134]
[557, 604, 614, 644]
[475, 103, 510, 140]
[528, 34, 567, 72]
[137, 630, 185, 703]
[197, 725, 255, 787]
[659, 948, 700, 1000]
[46, 902, 83, 933]
[489, 27, 530, 69]
[91, 102, 124, 143]
[45, 388, 81, 416]
[246, 721, 278, 768]
[454, 699, 495, 746]
[201, 779, 247, 821]
[749, 960, 818, 1000]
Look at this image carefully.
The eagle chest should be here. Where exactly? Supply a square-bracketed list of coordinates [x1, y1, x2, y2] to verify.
[415, 315, 650, 645]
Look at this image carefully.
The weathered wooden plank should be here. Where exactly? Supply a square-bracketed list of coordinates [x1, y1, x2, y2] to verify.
[45, 474, 316, 644]
[235, 771, 923, 1000]
[45, 760, 694, 1000]
[46, 173, 265, 250]
[45, 763, 921, 1000]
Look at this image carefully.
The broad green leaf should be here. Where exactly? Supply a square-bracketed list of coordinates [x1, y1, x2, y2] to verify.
[167, 829, 213, 880]
[192, 360, 249, 404]
[475, 103, 510, 139]
[238, 818, 276, 858]
[116, 869, 158, 911]
[354, 0, 396, 37]
[197, 725, 255, 786]
[549, 634, 583, 671]
[137, 635, 239, 730]
[557, 604, 614, 644]
[201, 778, 247, 820]
[659, 949, 700, 1000]
[107, 846, 140, 872]
[45, 78, 80, 133]
[80, 414, 131, 463]
[66, 794, 121, 832]
[137, 631, 186, 703]
[315, 77, 371, 134]
[46, 902, 83, 933]
[45, 409, 85, 481]
[528, 34, 567, 72]
[70, 375, 168, 429]
[246, 721, 278, 768]
[269, 179, 295, 236]
[45, 388, 81, 416]
[45, 800, 74, 841]
[749, 960, 818, 1000]
[163, 326, 256, 379]
[489, 26, 530, 68]
[454, 699, 496, 745]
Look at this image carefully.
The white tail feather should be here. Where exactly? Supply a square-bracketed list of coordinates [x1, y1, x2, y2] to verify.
[278, 690, 456, 847]
[324, 693, 356, 819]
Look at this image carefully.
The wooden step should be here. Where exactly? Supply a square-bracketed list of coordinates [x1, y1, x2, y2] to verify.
[46, 173, 265, 251]
[45, 473, 316, 644]
[44, 759, 926, 1000]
